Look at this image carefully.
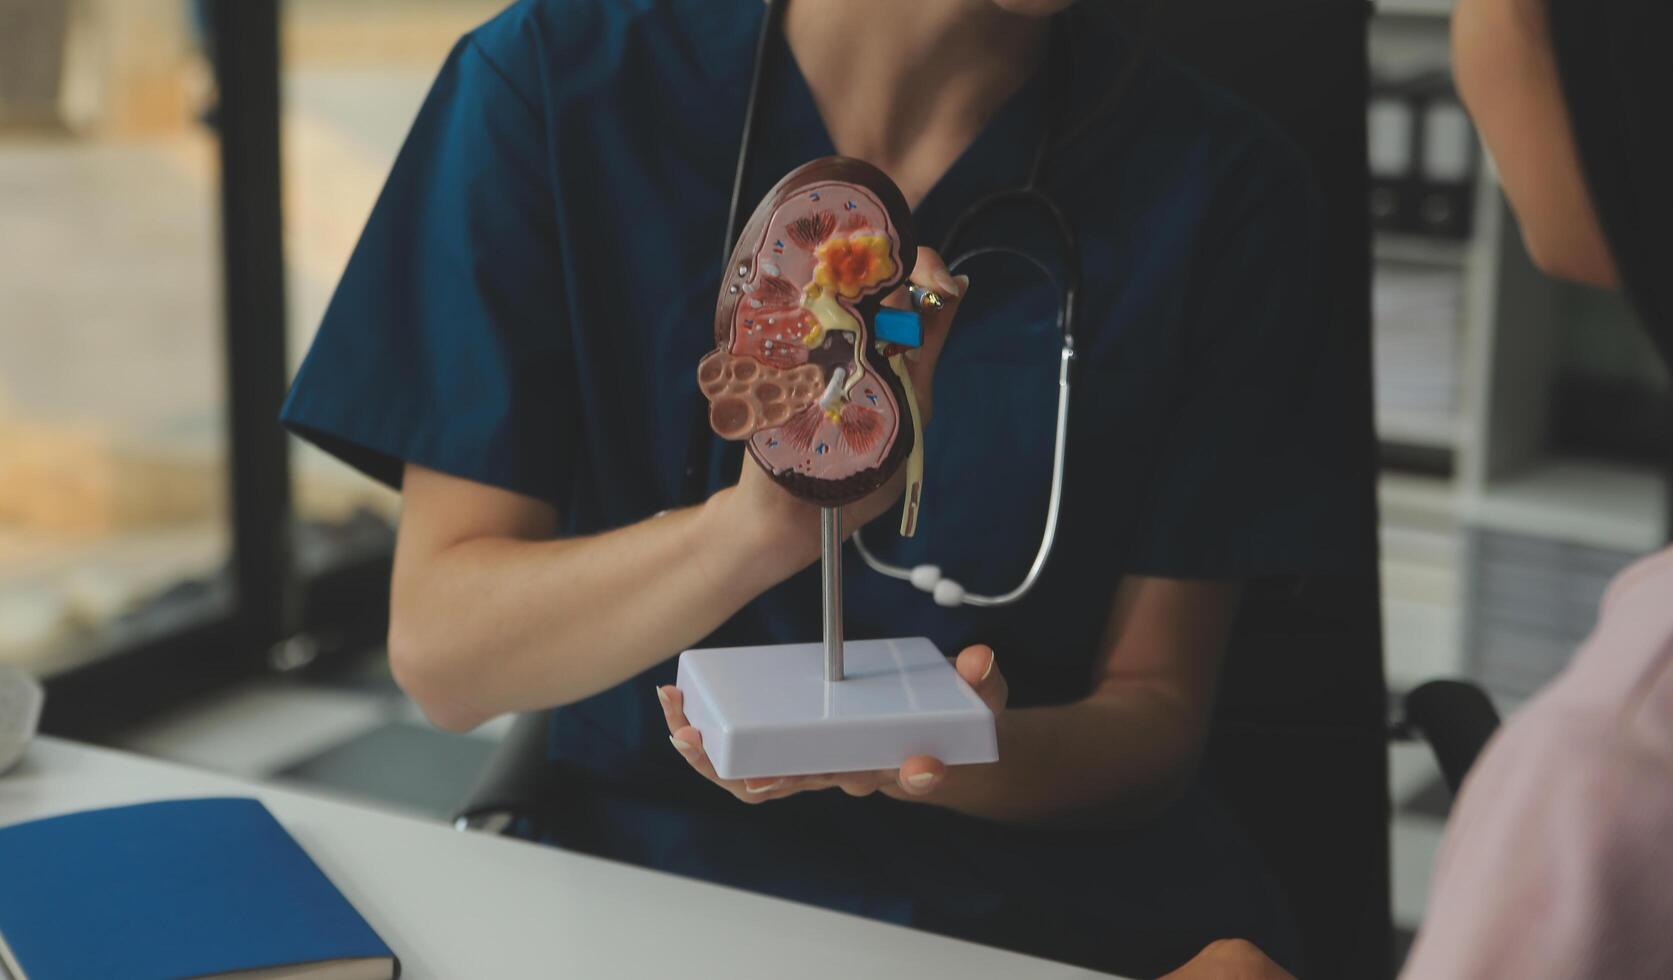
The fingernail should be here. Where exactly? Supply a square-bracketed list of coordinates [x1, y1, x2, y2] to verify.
[906, 772, 937, 787]
[952, 274, 970, 298]
[745, 780, 782, 794]
[656, 687, 671, 707]
[669, 735, 694, 752]
[980, 652, 996, 681]
[934, 270, 959, 297]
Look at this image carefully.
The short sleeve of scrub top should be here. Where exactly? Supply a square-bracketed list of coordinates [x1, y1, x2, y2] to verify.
[281, 36, 579, 506]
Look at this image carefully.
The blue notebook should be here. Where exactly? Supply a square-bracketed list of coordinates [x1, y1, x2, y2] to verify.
[0, 797, 398, 980]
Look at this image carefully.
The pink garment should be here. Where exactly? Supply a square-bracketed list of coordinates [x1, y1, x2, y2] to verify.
[1401, 545, 1673, 979]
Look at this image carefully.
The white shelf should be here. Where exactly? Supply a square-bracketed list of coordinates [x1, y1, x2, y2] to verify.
[1378, 409, 1464, 451]
[1384, 597, 1464, 691]
[1375, 233, 1469, 267]
[1375, 0, 1455, 18]
[1463, 458, 1670, 554]
[1379, 471, 1466, 691]
[1380, 470, 1462, 527]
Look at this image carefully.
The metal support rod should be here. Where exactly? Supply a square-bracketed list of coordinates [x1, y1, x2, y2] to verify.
[821, 507, 844, 681]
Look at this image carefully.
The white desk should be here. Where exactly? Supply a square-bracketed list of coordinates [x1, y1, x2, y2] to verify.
[1, 738, 1116, 979]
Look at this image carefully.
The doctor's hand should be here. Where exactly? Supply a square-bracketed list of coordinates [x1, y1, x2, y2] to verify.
[726, 247, 966, 571]
[660, 644, 1006, 805]
[877, 245, 965, 431]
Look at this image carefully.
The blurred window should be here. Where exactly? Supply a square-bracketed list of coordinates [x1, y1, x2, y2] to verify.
[0, 0, 230, 676]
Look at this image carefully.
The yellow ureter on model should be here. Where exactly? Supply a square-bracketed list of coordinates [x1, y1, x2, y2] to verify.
[889, 353, 925, 538]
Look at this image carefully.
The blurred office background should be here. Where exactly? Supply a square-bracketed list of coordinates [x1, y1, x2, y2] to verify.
[2, 0, 1666, 973]
[1, 0, 500, 806]
[1373, 1, 1667, 963]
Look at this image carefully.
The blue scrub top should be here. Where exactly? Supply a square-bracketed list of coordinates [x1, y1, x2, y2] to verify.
[283, 1, 1360, 971]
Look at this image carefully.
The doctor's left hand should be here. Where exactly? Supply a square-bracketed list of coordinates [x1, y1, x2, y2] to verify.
[659, 645, 1007, 804]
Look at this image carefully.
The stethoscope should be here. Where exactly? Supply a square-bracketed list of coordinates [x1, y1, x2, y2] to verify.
[688, 0, 1143, 609]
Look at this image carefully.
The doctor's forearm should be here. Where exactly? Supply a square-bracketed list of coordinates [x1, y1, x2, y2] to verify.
[926, 686, 1204, 827]
[389, 486, 810, 730]
[922, 578, 1236, 825]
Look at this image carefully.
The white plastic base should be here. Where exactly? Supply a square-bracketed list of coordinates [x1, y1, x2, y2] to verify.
[675, 637, 998, 780]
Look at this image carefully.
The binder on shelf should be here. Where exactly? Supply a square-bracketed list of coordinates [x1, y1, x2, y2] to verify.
[1368, 73, 1479, 240]
[1368, 80, 1416, 234]
[1417, 94, 1476, 239]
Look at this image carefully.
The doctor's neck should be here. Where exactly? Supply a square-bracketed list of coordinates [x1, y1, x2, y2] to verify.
[782, 0, 1052, 208]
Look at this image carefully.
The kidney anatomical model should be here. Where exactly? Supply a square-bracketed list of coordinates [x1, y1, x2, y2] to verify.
[679, 162, 996, 778]
[699, 157, 919, 508]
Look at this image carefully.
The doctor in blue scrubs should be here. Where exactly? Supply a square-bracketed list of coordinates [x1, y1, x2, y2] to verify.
[283, 0, 1362, 974]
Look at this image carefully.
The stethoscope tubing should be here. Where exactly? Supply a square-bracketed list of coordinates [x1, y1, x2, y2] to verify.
[852, 335, 1074, 608]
